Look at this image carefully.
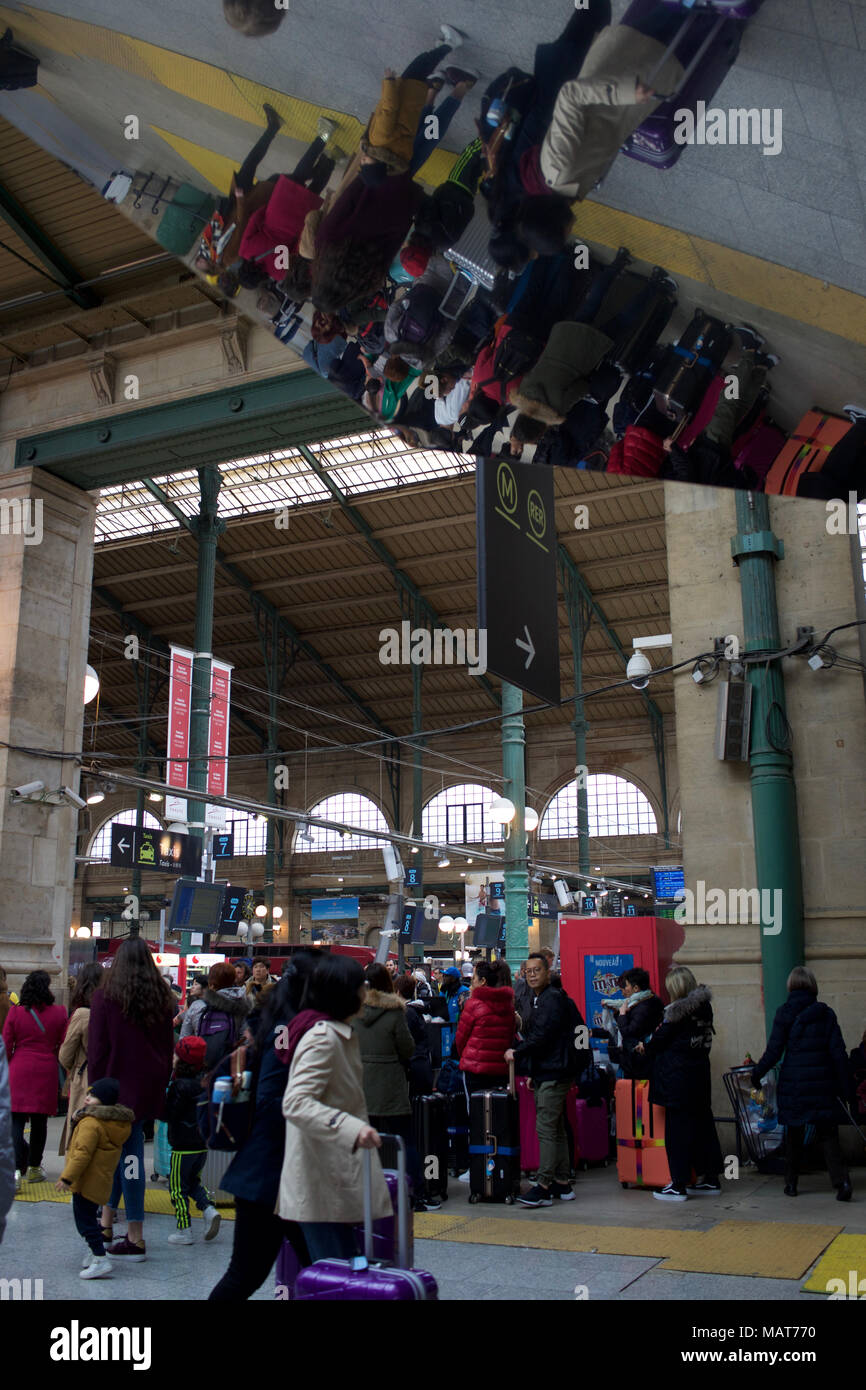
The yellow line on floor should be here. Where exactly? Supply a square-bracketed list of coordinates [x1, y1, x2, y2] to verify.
[801, 1232, 866, 1295]
[4, 4, 863, 344]
[14, 1181, 236, 1219]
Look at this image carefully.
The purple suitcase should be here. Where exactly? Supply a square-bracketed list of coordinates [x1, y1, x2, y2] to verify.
[293, 1134, 438, 1302]
[662, 0, 764, 19]
[276, 1170, 413, 1297]
[621, 2, 743, 170]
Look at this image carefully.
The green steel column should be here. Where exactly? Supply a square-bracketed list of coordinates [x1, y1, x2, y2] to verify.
[187, 466, 226, 841]
[502, 682, 529, 971]
[562, 574, 592, 876]
[732, 492, 804, 1036]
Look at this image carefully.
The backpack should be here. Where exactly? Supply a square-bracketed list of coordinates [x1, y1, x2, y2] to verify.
[562, 993, 592, 1080]
[395, 283, 443, 346]
[196, 1003, 240, 1070]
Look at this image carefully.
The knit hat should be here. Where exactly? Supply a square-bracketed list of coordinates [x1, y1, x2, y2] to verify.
[175, 1035, 207, 1068]
[88, 1078, 120, 1106]
[231, 956, 254, 970]
[400, 242, 432, 278]
[360, 159, 388, 187]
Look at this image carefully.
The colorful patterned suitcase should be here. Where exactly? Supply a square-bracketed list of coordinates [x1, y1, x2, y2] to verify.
[763, 410, 852, 497]
[293, 1136, 437, 1301]
[615, 1079, 671, 1189]
[622, 2, 743, 170]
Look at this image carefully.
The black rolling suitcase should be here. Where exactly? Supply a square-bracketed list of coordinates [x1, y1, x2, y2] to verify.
[412, 1093, 449, 1202]
[652, 309, 731, 422]
[468, 1065, 520, 1205]
[591, 269, 677, 374]
[445, 1091, 470, 1176]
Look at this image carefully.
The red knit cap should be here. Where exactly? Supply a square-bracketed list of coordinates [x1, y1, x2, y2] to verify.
[400, 243, 431, 278]
[175, 1035, 207, 1068]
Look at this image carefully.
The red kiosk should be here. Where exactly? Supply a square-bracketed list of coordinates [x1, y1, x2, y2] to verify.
[559, 914, 685, 1033]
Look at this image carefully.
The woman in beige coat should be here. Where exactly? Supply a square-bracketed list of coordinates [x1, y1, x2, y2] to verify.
[58, 964, 103, 1155]
[539, 16, 686, 202]
[277, 954, 391, 1263]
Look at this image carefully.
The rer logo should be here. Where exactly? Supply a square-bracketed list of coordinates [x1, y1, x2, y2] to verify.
[496, 460, 517, 516]
[526, 489, 547, 546]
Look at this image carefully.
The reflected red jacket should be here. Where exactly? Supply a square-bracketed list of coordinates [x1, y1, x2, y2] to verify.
[454, 986, 516, 1076]
[606, 425, 665, 477]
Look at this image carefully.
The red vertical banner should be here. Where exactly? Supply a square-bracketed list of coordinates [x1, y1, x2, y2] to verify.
[166, 645, 193, 821]
[207, 659, 233, 803]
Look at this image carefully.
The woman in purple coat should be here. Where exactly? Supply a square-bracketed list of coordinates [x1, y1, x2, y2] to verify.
[2, 971, 67, 1185]
[88, 938, 175, 1262]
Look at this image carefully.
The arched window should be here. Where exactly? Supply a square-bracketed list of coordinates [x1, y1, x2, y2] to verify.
[88, 808, 162, 862]
[540, 774, 657, 838]
[226, 811, 269, 856]
[296, 793, 390, 852]
[422, 783, 502, 845]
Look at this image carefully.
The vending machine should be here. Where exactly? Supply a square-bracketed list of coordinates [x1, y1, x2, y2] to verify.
[559, 915, 686, 1046]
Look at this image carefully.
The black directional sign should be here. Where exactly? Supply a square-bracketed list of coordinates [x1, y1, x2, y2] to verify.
[212, 831, 235, 859]
[219, 884, 247, 935]
[477, 457, 560, 704]
[110, 823, 202, 876]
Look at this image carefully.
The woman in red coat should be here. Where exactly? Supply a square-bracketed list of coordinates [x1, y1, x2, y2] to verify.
[2, 970, 67, 1183]
[454, 960, 517, 1094]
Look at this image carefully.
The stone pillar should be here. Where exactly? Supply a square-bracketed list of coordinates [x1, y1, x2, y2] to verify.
[665, 481, 866, 1114]
[0, 468, 96, 993]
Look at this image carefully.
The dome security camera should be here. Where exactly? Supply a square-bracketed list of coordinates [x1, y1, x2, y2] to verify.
[626, 651, 652, 689]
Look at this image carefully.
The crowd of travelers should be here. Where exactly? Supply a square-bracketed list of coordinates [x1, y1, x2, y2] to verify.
[0, 945, 861, 1291]
[188, 5, 866, 498]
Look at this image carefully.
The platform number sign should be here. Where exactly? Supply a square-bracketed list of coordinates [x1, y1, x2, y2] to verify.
[213, 832, 234, 859]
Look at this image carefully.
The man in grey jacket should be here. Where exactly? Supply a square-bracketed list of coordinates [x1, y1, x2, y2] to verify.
[0, 1037, 16, 1242]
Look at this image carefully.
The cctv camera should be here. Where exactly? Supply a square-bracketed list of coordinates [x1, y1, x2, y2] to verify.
[626, 651, 652, 689]
[61, 786, 87, 810]
[10, 780, 45, 799]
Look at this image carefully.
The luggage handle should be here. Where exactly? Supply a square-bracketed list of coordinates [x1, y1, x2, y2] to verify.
[362, 1132, 410, 1271]
[646, 14, 725, 101]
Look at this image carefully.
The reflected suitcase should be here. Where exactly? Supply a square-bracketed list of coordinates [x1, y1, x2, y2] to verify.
[517, 1077, 540, 1173]
[615, 1079, 671, 1189]
[763, 410, 852, 497]
[413, 1093, 449, 1200]
[293, 1135, 438, 1301]
[592, 268, 677, 374]
[622, 2, 743, 170]
[571, 1096, 610, 1167]
[468, 1079, 520, 1204]
[445, 205, 499, 292]
[652, 310, 732, 422]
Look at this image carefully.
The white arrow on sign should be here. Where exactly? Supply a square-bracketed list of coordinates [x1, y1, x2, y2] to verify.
[515, 625, 536, 669]
[117, 837, 131, 854]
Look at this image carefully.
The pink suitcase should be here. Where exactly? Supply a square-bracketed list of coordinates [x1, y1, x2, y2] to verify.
[517, 1077, 540, 1173]
[732, 414, 786, 482]
[293, 1135, 437, 1302]
[571, 1095, 609, 1167]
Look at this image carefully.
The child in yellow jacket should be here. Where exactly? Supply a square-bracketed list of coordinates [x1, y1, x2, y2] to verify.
[359, 25, 471, 182]
[56, 1077, 133, 1280]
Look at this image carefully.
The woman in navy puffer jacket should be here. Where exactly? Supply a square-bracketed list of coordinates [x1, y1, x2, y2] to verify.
[454, 961, 516, 1094]
[752, 966, 852, 1201]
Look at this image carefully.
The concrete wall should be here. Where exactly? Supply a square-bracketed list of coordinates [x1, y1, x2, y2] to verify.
[665, 481, 866, 1111]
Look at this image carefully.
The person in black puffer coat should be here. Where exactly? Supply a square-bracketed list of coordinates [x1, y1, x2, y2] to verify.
[641, 966, 723, 1202]
[751, 966, 852, 1201]
[606, 967, 663, 1081]
[393, 975, 434, 1097]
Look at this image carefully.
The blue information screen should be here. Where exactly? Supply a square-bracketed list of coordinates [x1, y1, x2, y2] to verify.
[652, 865, 685, 900]
[311, 896, 359, 921]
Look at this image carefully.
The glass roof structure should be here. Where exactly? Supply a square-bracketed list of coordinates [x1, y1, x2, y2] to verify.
[94, 430, 473, 544]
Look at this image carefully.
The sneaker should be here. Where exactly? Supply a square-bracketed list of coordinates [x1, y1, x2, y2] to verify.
[439, 23, 467, 49]
[686, 1180, 721, 1196]
[552, 1181, 576, 1201]
[651, 265, 678, 294]
[440, 64, 480, 88]
[316, 116, 338, 144]
[25, 1166, 47, 1182]
[167, 1229, 195, 1245]
[517, 1184, 553, 1208]
[733, 323, 764, 352]
[105, 1237, 146, 1262]
[14, 1170, 21, 1194]
[202, 1205, 221, 1241]
[80, 1255, 113, 1280]
[783, 1184, 798, 1197]
[457, 1170, 471, 1183]
[653, 1183, 688, 1202]
[414, 1197, 442, 1212]
[755, 351, 779, 369]
[843, 404, 866, 422]
[836, 1180, 853, 1203]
